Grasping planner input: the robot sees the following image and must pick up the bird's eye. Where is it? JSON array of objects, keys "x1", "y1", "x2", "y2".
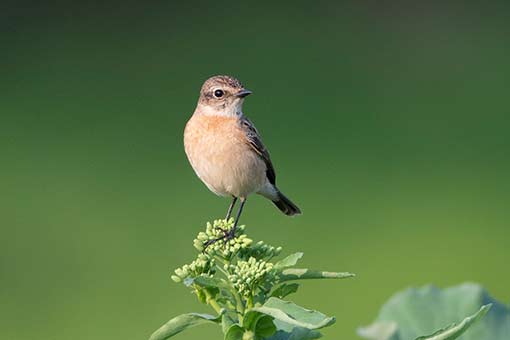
[{"x1": 214, "y1": 89, "x2": 224, "y2": 98}]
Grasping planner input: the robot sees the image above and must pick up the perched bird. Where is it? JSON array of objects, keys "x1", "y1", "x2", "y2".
[{"x1": 184, "y1": 75, "x2": 300, "y2": 239}]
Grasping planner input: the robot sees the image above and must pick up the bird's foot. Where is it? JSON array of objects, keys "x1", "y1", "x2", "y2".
[
  {"x1": 203, "y1": 225, "x2": 237, "y2": 250},
  {"x1": 203, "y1": 237, "x2": 221, "y2": 249},
  {"x1": 225, "y1": 226, "x2": 237, "y2": 241},
  {"x1": 213, "y1": 226, "x2": 228, "y2": 234}
]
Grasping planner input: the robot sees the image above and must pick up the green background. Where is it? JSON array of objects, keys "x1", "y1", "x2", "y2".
[{"x1": 2, "y1": 1, "x2": 509, "y2": 339}]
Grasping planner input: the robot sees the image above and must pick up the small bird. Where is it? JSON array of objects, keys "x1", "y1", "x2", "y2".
[{"x1": 184, "y1": 75, "x2": 300, "y2": 239}]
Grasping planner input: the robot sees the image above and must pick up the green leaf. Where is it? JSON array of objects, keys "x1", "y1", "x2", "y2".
[
  {"x1": 224, "y1": 324, "x2": 244, "y2": 340},
  {"x1": 255, "y1": 315, "x2": 278, "y2": 338},
  {"x1": 193, "y1": 275, "x2": 230, "y2": 289},
  {"x1": 149, "y1": 313, "x2": 221, "y2": 340},
  {"x1": 271, "y1": 283, "x2": 300, "y2": 299},
  {"x1": 279, "y1": 268, "x2": 355, "y2": 282},
  {"x1": 415, "y1": 304, "x2": 491, "y2": 340},
  {"x1": 358, "y1": 283, "x2": 510, "y2": 340},
  {"x1": 189, "y1": 276, "x2": 225, "y2": 304},
  {"x1": 242, "y1": 311, "x2": 262, "y2": 330},
  {"x1": 357, "y1": 322, "x2": 400, "y2": 340},
  {"x1": 194, "y1": 286, "x2": 220, "y2": 304},
  {"x1": 193, "y1": 276, "x2": 237, "y2": 307},
  {"x1": 274, "y1": 253, "x2": 304, "y2": 269},
  {"x1": 251, "y1": 297, "x2": 335, "y2": 330},
  {"x1": 357, "y1": 306, "x2": 491, "y2": 340},
  {"x1": 265, "y1": 326, "x2": 322, "y2": 340},
  {"x1": 243, "y1": 311, "x2": 277, "y2": 338},
  {"x1": 222, "y1": 312, "x2": 239, "y2": 334}
]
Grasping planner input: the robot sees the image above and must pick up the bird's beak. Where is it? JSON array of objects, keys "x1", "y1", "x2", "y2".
[{"x1": 236, "y1": 89, "x2": 252, "y2": 98}]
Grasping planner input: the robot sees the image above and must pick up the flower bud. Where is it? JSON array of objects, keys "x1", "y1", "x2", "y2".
[{"x1": 197, "y1": 232, "x2": 208, "y2": 241}]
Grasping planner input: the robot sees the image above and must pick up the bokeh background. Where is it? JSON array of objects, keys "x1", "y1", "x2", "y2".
[{"x1": 2, "y1": 1, "x2": 509, "y2": 339}]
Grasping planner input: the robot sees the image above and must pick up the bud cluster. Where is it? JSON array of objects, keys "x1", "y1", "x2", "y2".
[
  {"x1": 227, "y1": 257, "x2": 275, "y2": 297},
  {"x1": 171, "y1": 253, "x2": 215, "y2": 283},
  {"x1": 240, "y1": 240, "x2": 283, "y2": 261},
  {"x1": 193, "y1": 219, "x2": 253, "y2": 258},
  {"x1": 173, "y1": 219, "x2": 282, "y2": 299}
]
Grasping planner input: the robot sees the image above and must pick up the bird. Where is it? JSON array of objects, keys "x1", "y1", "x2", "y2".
[{"x1": 184, "y1": 75, "x2": 301, "y2": 240}]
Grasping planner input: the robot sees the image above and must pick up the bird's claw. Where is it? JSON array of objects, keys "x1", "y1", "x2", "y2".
[{"x1": 203, "y1": 227, "x2": 237, "y2": 250}]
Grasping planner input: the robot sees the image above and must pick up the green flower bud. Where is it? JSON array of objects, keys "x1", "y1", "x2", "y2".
[
  {"x1": 193, "y1": 240, "x2": 204, "y2": 251},
  {"x1": 197, "y1": 232, "x2": 208, "y2": 241}
]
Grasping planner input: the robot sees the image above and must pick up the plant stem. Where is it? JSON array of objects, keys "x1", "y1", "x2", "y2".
[
  {"x1": 204, "y1": 290, "x2": 223, "y2": 315},
  {"x1": 246, "y1": 294, "x2": 254, "y2": 310},
  {"x1": 235, "y1": 292, "x2": 245, "y2": 314}
]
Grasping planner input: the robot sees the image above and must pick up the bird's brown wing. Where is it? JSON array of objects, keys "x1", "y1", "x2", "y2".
[{"x1": 239, "y1": 117, "x2": 276, "y2": 185}]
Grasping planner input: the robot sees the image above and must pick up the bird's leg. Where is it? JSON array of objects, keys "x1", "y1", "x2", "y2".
[
  {"x1": 219, "y1": 196, "x2": 238, "y2": 238},
  {"x1": 225, "y1": 197, "x2": 238, "y2": 221},
  {"x1": 226, "y1": 197, "x2": 246, "y2": 240},
  {"x1": 204, "y1": 197, "x2": 240, "y2": 248},
  {"x1": 214, "y1": 197, "x2": 237, "y2": 234}
]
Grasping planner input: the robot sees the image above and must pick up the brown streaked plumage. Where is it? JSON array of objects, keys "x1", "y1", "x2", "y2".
[{"x1": 184, "y1": 75, "x2": 300, "y2": 238}]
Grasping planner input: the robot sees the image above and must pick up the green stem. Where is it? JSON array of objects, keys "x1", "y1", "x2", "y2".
[
  {"x1": 204, "y1": 290, "x2": 223, "y2": 315},
  {"x1": 246, "y1": 294, "x2": 254, "y2": 310},
  {"x1": 235, "y1": 291, "x2": 245, "y2": 314}
]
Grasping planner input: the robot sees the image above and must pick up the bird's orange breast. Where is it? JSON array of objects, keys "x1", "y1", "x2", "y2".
[{"x1": 184, "y1": 114, "x2": 267, "y2": 198}]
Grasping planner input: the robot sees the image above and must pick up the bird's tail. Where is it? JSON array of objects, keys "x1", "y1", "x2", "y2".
[{"x1": 272, "y1": 190, "x2": 301, "y2": 216}]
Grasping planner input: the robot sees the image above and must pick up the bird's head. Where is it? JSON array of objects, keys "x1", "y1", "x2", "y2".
[{"x1": 196, "y1": 75, "x2": 252, "y2": 117}]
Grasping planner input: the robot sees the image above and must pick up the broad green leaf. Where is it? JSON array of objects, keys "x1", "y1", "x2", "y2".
[
  {"x1": 269, "y1": 319, "x2": 323, "y2": 339},
  {"x1": 415, "y1": 304, "x2": 490, "y2": 340},
  {"x1": 274, "y1": 253, "x2": 304, "y2": 269},
  {"x1": 224, "y1": 324, "x2": 244, "y2": 340},
  {"x1": 279, "y1": 268, "x2": 355, "y2": 282},
  {"x1": 222, "y1": 312, "x2": 239, "y2": 334},
  {"x1": 358, "y1": 283, "x2": 510, "y2": 340},
  {"x1": 242, "y1": 311, "x2": 262, "y2": 330},
  {"x1": 265, "y1": 329, "x2": 322, "y2": 340},
  {"x1": 255, "y1": 315, "x2": 278, "y2": 338},
  {"x1": 251, "y1": 297, "x2": 335, "y2": 330},
  {"x1": 243, "y1": 311, "x2": 277, "y2": 338},
  {"x1": 271, "y1": 283, "x2": 300, "y2": 299},
  {"x1": 149, "y1": 312, "x2": 221, "y2": 340}
]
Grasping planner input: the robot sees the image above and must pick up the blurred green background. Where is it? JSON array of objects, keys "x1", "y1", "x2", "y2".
[{"x1": 2, "y1": 1, "x2": 509, "y2": 339}]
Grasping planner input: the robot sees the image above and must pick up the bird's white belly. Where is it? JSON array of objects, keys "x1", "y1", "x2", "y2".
[
  {"x1": 193, "y1": 150, "x2": 266, "y2": 197},
  {"x1": 184, "y1": 115, "x2": 267, "y2": 198}
]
